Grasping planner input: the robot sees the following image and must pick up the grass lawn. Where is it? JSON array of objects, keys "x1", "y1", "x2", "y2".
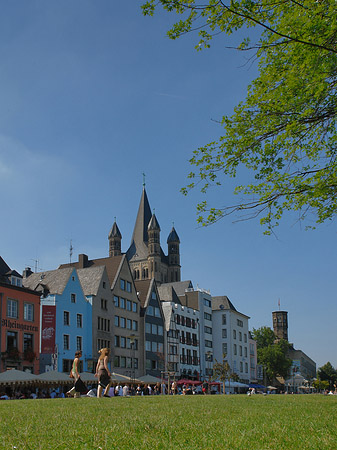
[{"x1": 0, "y1": 394, "x2": 336, "y2": 450}]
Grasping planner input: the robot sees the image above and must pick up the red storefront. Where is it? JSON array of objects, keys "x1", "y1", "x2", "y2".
[{"x1": 0, "y1": 282, "x2": 40, "y2": 374}]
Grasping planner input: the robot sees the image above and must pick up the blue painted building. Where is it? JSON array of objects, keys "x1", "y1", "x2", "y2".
[{"x1": 23, "y1": 267, "x2": 92, "y2": 373}]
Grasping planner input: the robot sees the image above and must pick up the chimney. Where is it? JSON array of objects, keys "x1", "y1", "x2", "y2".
[
  {"x1": 23, "y1": 267, "x2": 33, "y2": 278},
  {"x1": 78, "y1": 254, "x2": 88, "y2": 268}
]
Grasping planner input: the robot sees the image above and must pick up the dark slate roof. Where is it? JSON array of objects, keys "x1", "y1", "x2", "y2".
[
  {"x1": 157, "y1": 284, "x2": 181, "y2": 305},
  {"x1": 6, "y1": 270, "x2": 22, "y2": 278},
  {"x1": 148, "y1": 213, "x2": 160, "y2": 231},
  {"x1": 59, "y1": 254, "x2": 124, "y2": 288},
  {"x1": 212, "y1": 296, "x2": 237, "y2": 311},
  {"x1": 161, "y1": 280, "x2": 193, "y2": 297},
  {"x1": 134, "y1": 279, "x2": 153, "y2": 308},
  {"x1": 0, "y1": 256, "x2": 11, "y2": 276},
  {"x1": 108, "y1": 221, "x2": 122, "y2": 239},
  {"x1": 167, "y1": 227, "x2": 180, "y2": 243},
  {"x1": 77, "y1": 265, "x2": 106, "y2": 296},
  {"x1": 23, "y1": 268, "x2": 74, "y2": 295}
]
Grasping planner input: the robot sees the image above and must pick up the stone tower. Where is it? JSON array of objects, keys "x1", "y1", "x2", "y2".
[
  {"x1": 272, "y1": 310, "x2": 288, "y2": 341},
  {"x1": 147, "y1": 213, "x2": 161, "y2": 282},
  {"x1": 167, "y1": 226, "x2": 181, "y2": 282},
  {"x1": 108, "y1": 221, "x2": 122, "y2": 257}
]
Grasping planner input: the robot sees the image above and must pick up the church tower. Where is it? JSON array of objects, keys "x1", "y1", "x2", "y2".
[
  {"x1": 272, "y1": 310, "x2": 288, "y2": 341},
  {"x1": 108, "y1": 221, "x2": 122, "y2": 257},
  {"x1": 147, "y1": 213, "x2": 161, "y2": 282},
  {"x1": 167, "y1": 226, "x2": 181, "y2": 282}
]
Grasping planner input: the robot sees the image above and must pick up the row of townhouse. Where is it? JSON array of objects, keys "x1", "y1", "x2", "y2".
[{"x1": 0, "y1": 187, "x2": 257, "y2": 381}]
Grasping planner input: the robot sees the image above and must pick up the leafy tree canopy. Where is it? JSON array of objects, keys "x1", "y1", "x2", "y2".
[
  {"x1": 252, "y1": 326, "x2": 292, "y2": 383},
  {"x1": 317, "y1": 361, "x2": 337, "y2": 388},
  {"x1": 142, "y1": 1, "x2": 337, "y2": 233}
]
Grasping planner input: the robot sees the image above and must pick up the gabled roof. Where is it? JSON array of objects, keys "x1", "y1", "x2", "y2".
[
  {"x1": 157, "y1": 284, "x2": 181, "y2": 305},
  {"x1": 77, "y1": 265, "x2": 106, "y2": 296},
  {"x1": 212, "y1": 296, "x2": 237, "y2": 312},
  {"x1": 161, "y1": 280, "x2": 193, "y2": 297},
  {"x1": 134, "y1": 279, "x2": 152, "y2": 308},
  {"x1": 148, "y1": 213, "x2": 160, "y2": 231},
  {"x1": 59, "y1": 254, "x2": 124, "y2": 288},
  {"x1": 0, "y1": 256, "x2": 11, "y2": 276},
  {"x1": 23, "y1": 268, "x2": 74, "y2": 295}
]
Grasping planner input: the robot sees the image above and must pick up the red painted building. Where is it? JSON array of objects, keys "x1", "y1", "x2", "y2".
[{"x1": 0, "y1": 263, "x2": 41, "y2": 374}]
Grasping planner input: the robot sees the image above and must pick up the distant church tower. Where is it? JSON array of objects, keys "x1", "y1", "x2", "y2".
[
  {"x1": 147, "y1": 213, "x2": 161, "y2": 281},
  {"x1": 272, "y1": 310, "x2": 288, "y2": 341},
  {"x1": 167, "y1": 226, "x2": 181, "y2": 282},
  {"x1": 108, "y1": 221, "x2": 122, "y2": 257}
]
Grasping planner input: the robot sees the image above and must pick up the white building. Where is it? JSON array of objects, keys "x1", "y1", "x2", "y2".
[{"x1": 212, "y1": 296, "x2": 250, "y2": 383}]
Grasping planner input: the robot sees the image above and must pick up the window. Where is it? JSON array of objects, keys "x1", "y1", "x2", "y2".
[
  {"x1": 158, "y1": 342, "x2": 164, "y2": 353},
  {"x1": 76, "y1": 336, "x2": 82, "y2": 351},
  {"x1": 120, "y1": 357, "x2": 126, "y2": 368},
  {"x1": 71, "y1": 293, "x2": 76, "y2": 303},
  {"x1": 151, "y1": 324, "x2": 157, "y2": 335},
  {"x1": 244, "y1": 347, "x2": 248, "y2": 357},
  {"x1": 233, "y1": 330, "x2": 236, "y2": 339},
  {"x1": 77, "y1": 314, "x2": 83, "y2": 328},
  {"x1": 147, "y1": 306, "x2": 154, "y2": 316},
  {"x1": 157, "y1": 325, "x2": 163, "y2": 336},
  {"x1": 63, "y1": 334, "x2": 70, "y2": 350},
  {"x1": 134, "y1": 358, "x2": 138, "y2": 369},
  {"x1": 240, "y1": 361, "x2": 243, "y2": 372},
  {"x1": 120, "y1": 317, "x2": 126, "y2": 328},
  {"x1": 237, "y1": 319, "x2": 243, "y2": 327},
  {"x1": 204, "y1": 312, "x2": 212, "y2": 321},
  {"x1": 64, "y1": 311, "x2": 70, "y2": 326},
  {"x1": 222, "y1": 329, "x2": 227, "y2": 338},
  {"x1": 120, "y1": 298, "x2": 125, "y2": 309},
  {"x1": 234, "y1": 344, "x2": 237, "y2": 355},
  {"x1": 7, "y1": 299, "x2": 18, "y2": 319},
  {"x1": 127, "y1": 300, "x2": 132, "y2": 311},
  {"x1": 151, "y1": 342, "x2": 157, "y2": 352},
  {"x1": 120, "y1": 279, "x2": 126, "y2": 290},
  {"x1": 145, "y1": 341, "x2": 151, "y2": 351},
  {"x1": 244, "y1": 333, "x2": 247, "y2": 343},
  {"x1": 239, "y1": 332, "x2": 242, "y2": 341},
  {"x1": 114, "y1": 336, "x2": 120, "y2": 347},
  {"x1": 205, "y1": 340, "x2": 212, "y2": 348},
  {"x1": 114, "y1": 316, "x2": 119, "y2": 327},
  {"x1": 204, "y1": 326, "x2": 212, "y2": 334},
  {"x1": 23, "y1": 333, "x2": 33, "y2": 351},
  {"x1": 7, "y1": 331, "x2": 18, "y2": 349},
  {"x1": 145, "y1": 322, "x2": 151, "y2": 334},
  {"x1": 126, "y1": 281, "x2": 132, "y2": 293},
  {"x1": 222, "y1": 343, "x2": 228, "y2": 354},
  {"x1": 132, "y1": 320, "x2": 138, "y2": 331},
  {"x1": 127, "y1": 319, "x2": 132, "y2": 330},
  {"x1": 154, "y1": 307, "x2": 161, "y2": 318},
  {"x1": 24, "y1": 303, "x2": 34, "y2": 321},
  {"x1": 120, "y1": 337, "x2": 126, "y2": 348},
  {"x1": 101, "y1": 298, "x2": 107, "y2": 310},
  {"x1": 245, "y1": 362, "x2": 248, "y2": 373},
  {"x1": 222, "y1": 314, "x2": 227, "y2": 325},
  {"x1": 240, "y1": 346, "x2": 242, "y2": 356},
  {"x1": 132, "y1": 302, "x2": 138, "y2": 313},
  {"x1": 114, "y1": 296, "x2": 119, "y2": 307},
  {"x1": 114, "y1": 356, "x2": 120, "y2": 367},
  {"x1": 203, "y1": 298, "x2": 211, "y2": 308}
]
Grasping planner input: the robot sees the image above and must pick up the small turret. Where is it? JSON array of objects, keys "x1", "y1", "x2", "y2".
[
  {"x1": 108, "y1": 221, "x2": 122, "y2": 257},
  {"x1": 147, "y1": 213, "x2": 161, "y2": 280},
  {"x1": 167, "y1": 226, "x2": 181, "y2": 282}
]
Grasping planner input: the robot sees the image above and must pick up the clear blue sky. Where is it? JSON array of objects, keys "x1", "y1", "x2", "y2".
[{"x1": 1, "y1": 1, "x2": 336, "y2": 370}]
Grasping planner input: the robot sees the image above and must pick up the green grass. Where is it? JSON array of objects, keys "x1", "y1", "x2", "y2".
[{"x1": 0, "y1": 395, "x2": 337, "y2": 450}]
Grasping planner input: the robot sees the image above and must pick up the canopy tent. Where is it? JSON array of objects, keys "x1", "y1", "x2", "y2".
[
  {"x1": 37, "y1": 370, "x2": 72, "y2": 384},
  {"x1": 249, "y1": 383, "x2": 266, "y2": 389},
  {"x1": 138, "y1": 375, "x2": 164, "y2": 384},
  {"x1": 79, "y1": 372, "x2": 97, "y2": 383},
  {"x1": 0, "y1": 369, "x2": 40, "y2": 386}
]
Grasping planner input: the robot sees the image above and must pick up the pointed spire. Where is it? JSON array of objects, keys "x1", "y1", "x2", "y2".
[
  {"x1": 130, "y1": 186, "x2": 152, "y2": 245},
  {"x1": 148, "y1": 213, "x2": 160, "y2": 231},
  {"x1": 167, "y1": 226, "x2": 180, "y2": 243},
  {"x1": 108, "y1": 221, "x2": 122, "y2": 239}
]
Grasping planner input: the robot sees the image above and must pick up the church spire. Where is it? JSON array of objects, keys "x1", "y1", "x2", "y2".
[{"x1": 108, "y1": 220, "x2": 122, "y2": 256}]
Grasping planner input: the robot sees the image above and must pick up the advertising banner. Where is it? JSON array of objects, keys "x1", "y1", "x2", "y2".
[{"x1": 41, "y1": 305, "x2": 56, "y2": 354}]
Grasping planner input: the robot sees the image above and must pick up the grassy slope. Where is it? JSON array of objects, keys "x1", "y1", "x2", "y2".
[{"x1": 0, "y1": 395, "x2": 336, "y2": 450}]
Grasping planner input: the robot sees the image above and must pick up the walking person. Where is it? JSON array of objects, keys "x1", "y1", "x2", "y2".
[
  {"x1": 66, "y1": 351, "x2": 82, "y2": 398},
  {"x1": 95, "y1": 348, "x2": 112, "y2": 398}
]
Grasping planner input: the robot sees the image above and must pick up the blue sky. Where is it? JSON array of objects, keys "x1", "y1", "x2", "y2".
[{"x1": 1, "y1": 1, "x2": 336, "y2": 370}]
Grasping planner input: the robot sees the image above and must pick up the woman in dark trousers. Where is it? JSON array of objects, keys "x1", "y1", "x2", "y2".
[
  {"x1": 66, "y1": 351, "x2": 82, "y2": 398},
  {"x1": 95, "y1": 348, "x2": 112, "y2": 398}
]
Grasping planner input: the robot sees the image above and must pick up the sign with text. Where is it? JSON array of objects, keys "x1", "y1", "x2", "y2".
[{"x1": 41, "y1": 305, "x2": 56, "y2": 354}]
